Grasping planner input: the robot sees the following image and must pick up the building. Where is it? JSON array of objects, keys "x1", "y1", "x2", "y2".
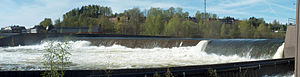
[
  {"x1": 186, "y1": 17, "x2": 199, "y2": 23},
  {"x1": 218, "y1": 17, "x2": 237, "y2": 24},
  {"x1": 28, "y1": 25, "x2": 46, "y2": 33},
  {"x1": 0, "y1": 25, "x2": 26, "y2": 33}
]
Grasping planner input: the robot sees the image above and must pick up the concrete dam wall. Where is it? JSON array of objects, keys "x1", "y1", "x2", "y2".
[
  {"x1": 0, "y1": 33, "x2": 201, "y2": 48},
  {"x1": 0, "y1": 33, "x2": 66, "y2": 46},
  {"x1": 284, "y1": 26, "x2": 296, "y2": 58}
]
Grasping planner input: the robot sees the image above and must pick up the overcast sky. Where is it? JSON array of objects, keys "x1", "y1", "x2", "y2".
[{"x1": 0, "y1": 0, "x2": 296, "y2": 28}]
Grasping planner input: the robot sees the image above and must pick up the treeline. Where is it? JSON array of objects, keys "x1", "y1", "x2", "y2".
[{"x1": 40, "y1": 5, "x2": 286, "y2": 39}]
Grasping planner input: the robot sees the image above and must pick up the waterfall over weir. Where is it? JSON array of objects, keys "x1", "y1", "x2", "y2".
[
  {"x1": 205, "y1": 39, "x2": 284, "y2": 59},
  {"x1": 0, "y1": 39, "x2": 284, "y2": 71}
]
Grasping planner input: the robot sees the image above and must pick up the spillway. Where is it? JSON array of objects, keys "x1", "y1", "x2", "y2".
[
  {"x1": 205, "y1": 39, "x2": 284, "y2": 59},
  {"x1": 0, "y1": 39, "x2": 285, "y2": 71}
]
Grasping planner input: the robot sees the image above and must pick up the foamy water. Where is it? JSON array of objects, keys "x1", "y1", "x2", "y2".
[
  {"x1": 0, "y1": 40, "x2": 283, "y2": 70},
  {"x1": 273, "y1": 43, "x2": 285, "y2": 59}
]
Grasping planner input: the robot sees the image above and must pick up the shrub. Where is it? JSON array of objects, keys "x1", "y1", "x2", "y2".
[{"x1": 42, "y1": 41, "x2": 71, "y2": 77}]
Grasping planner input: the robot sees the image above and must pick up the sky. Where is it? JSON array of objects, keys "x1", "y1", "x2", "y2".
[{"x1": 0, "y1": 0, "x2": 297, "y2": 28}]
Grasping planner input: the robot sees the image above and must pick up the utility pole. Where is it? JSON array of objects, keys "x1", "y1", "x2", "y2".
[{"x1": 296, "y1": 0, "x2": 300, "y2": 77}]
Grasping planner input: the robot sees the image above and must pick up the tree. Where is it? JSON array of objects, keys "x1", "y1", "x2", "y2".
[
  {"x1": 40, "y1": 18, "x2": 53, "y2": 28},
  {"x1": 254, "y1": 23, "x2": 267, "y2": 38},
  {"x1": 220, "y1": 24, "x2": 228, "y2": 38},
  {"x1": 54, "y1": 19, "x2": 61, "y2": 27},
  {"x1": 124, "y1": 8, "x2": 145, "y2": 34},
  {"x1": 163, "y1": 7, "x2": 176, "y2": 23},
  {"x1": 249, "y1": 17, "x2": 264, "y2": 27},
  {"x1": 143, "y1": 8, "x2": 164, "y2": 35},
  {"x1": 239, "y1": 20, "x2": 253, "y2": 38},
  {"x1": 59, "y1": 5, "x2": 113, "y2": 28},
  {"x1": 164, "y1": 7, "x2": 190, "y2": 36},
  {"x1": 182, "y1": 20, "x2": 197, "y2": 37},
  {"x1": 88, "y1": 25, "x2": 93, "y2": 34},
  {"x1": 206, "y1": 21, "x2": 222, "y2": 38},
  {"x1": 197, "y1": 18, "x2": 205, "y2": 36},
  {"x1": 212, "y1": 14, "x2": 217, "y2": 20},
  {"x1": 229, "y1": 23, "x2": 240, "y2": 38},
  {"x1": 272, "y1": 20, "x2": 280, "y2": 31},
  {"x1": 195, "y1": 11, "x2": 202, "y2": 23},
  {"x1": 115, "y1": 22, "x2": 122, "y2": 34},
  {"x1": 98, "y1": 15, "x2": 114, "y2": 33},
  {"x1": 164, "y1": 15, "x2": 182, "y2": 36}
]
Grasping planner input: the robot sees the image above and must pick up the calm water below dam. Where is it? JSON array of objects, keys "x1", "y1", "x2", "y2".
[{"x1": 0, "y1": 39, "x2": 284, "y2": 71}]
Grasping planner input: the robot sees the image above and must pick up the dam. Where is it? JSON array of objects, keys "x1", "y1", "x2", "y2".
[
  {"x1": 0, "y1": 33, "x2": 294, "y2": 77},
  {"x1": 0, "y1": 39, "x2": 285, "y2": 70}
]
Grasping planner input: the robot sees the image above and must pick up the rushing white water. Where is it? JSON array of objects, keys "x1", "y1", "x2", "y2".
[
  {"x1": 179, "y1": 41, "x2": 183, "y2": 47},
  {"x1": 0, "y1": 40, "x2": 282, "y2": 70},
  {"x1": 273, "y1": 43, "x2": 285, "y2": 59},
  {"x1": 194, "y1": 40, "x2": 209, "y2": 51}
]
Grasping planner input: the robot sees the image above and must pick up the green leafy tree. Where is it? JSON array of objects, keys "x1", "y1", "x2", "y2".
[
  {"x1": 99, "y1": 15, "x2": 115, "y2": 33},
  {"x1": 239, "y1": 20, "x2": 253, "y2": 38},
  {"x1": 182, "y1": 20, "x2": 197, "y2": 37},
  {"x1": 163, "y1": 7, "x2": 175, "y2": 22},
  {"x1": 205, "y1": 21, "x2": 222, "y2": 38},
  {"x1": 42, "y1": 41, "x2": 71, "y2": 77},
  {"x1": 40, "y1": 18, "x2": 53, "y2": 28},
  {"x1": 212, "y1": 14, "x2": 217, "y2": 20},
  {"x1": 115, "y1": 22, "x2": 123, "y2": 34},
  {"x1": 197, "y1": 19, "x2": 205, "y2": 36},
  {"x1": 272, "y1": 20, "x2": 281, "y2": 31},
  {"x1": 229, "y1": 23, "x2": 240, "y2": 38},
  {"x1": 164, "y1": 15, "x2": 182, "y2": 36},
  {"x1": 124, "y1": 8, "x2": 145, "y2": 34},
  {"x1": 254, "y1": 23, "x2": 267, "y2": 38},
  {"x1": 59, "y1": 5, "x2": 112, "y2": 28},
  {"x1": 220, "y1": 24, "x2": 228, "y2": 38},
  {"x1": 88, "y1": 25, "x2": 93, "y2": 34},
  {"x1": 195, "y1": 11, "x2": 202, "y2": 21},
  {"x1": 54, "y1": 19, "x2": 63, "y2": 33},
  {"x1": 195, "y1": 11, "x2": 203, "y2": 30},
  {"x1": 249, "y1": 17, "x2": 264, "y2": 27},
  {"x1": 54, "y1": 19, "x2": 61, "y2": 27},
  {"x1": 164, "y1": 8, "x2": 190, "y2": 36},
  {"x1": 143, "y1": 8, "x2": 164, "y2": 35},
  {"x1": 266, "y1": 24, "x2": 273, "y2": 38}
]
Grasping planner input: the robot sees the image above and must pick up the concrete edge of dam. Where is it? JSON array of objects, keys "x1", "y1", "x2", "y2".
[
  {"x1": 0, "y1": 33, "x2": 283, "y2": 48},
  {"x1": 0, "y1": 33, "x2": 205, "y2": 48}
]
